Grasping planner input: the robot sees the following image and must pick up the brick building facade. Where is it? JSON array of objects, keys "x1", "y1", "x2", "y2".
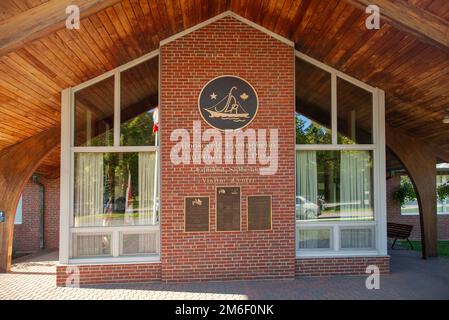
[{"x1": 53, "y1": 14, "x2": 390, "y2": 285}]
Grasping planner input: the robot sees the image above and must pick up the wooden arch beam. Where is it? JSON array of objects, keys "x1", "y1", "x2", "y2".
[
  {"x1": 0, "y1": 126, "x2": 60, "y2": 272},
  {"x1": 386, "y1": 124, "x2": 438, "y2": 258},
  {"x1": 0, "y1": 0, "x2": 122, "y2": 57},
  {"x1": 345, "y1": 0, "x2": 449, "y2": 51}
]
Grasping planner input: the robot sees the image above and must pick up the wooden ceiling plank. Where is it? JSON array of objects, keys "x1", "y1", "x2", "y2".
[
  {"x1": 147, "y1": 0, "x2": 165, "y2": 39},
  {"x1": 0, "y1": 54, "x2": 65, "y2": 101},
  {"x1": 0, "y1": 106, "x2": 54, "y2": 133},
  {"x1": 300, "y1": 0, "x2": 341, "y2": 58},
  {"x1": 0, "y1": 100, "x2": 58, "y2": 130},
  {"x1": 77, "y1": 17, "x2": 117, "y2": 71},
  {"x1": 113, "y1": 2, "x2": 144, "y2": 57},
  {"x1": 97, "y1": 8, "x2": 133, "y2": 64},
  {"x1": 171, "y1": 0, "x2": 184, "y2": 31},
  {"x1": 0, "y1": 0, "x2": 122, "y2": 57},
  {"x1": 40, "y1": 33, "x2": 91, "y2": 82},
  {"x1": 137, "y1": 0, "x2": 159, "y2": 47},
  {"x1": 268, "y1": 0, "x2": 287, "y2": 33},
  {"x1": 26, "y1": 40, "x2": 83, "y2": 87},
  {"x1": 0, "y1": 60, "x2": 61, "y2": 112},
  {"x1": 321, "y1": 7, "x2": 364, "y2": 66},
  {"x1": 89, "y1": 13, "x2": 129, "y2": 66},
  {"x1": 7, "y1": 50, "x2": 65, "y2": 95},
  {"x1": 125, "y1": 0, "x2": 152, "y2": 52},
  {"x1": 105, "y1": 5, "x2": 139, "y2": 59},
  {"x1": 0, "y1": 73, "x2": 59, "y2": 116}
]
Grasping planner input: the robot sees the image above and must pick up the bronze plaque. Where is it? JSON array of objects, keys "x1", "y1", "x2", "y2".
[
  {"x1": 248, "y1": 196, "x2": 272, "y2": 231},
  {"x1": 185, "y1": 197, "x2": 209, "y2": 232},
  {"x1": 216, "y1": 187, "x2": 241, "y2": 231},
  {"x1": 198, "y1": 76, "x2": 258, "y2": 130}
]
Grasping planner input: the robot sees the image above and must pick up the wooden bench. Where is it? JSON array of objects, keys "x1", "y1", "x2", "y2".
[{"x1": 387, "y1": 222, "x2": 414, "y2": 249}]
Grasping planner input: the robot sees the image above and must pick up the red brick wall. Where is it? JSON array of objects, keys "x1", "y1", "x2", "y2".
[
  {"x1": 13, "y1": 181, "x2": 41, "y2": 252},
  {"x1": 160, "y1": 17, "x2": 296, "y2": 282},
  {"x1": 296, "y1": 257, "x2": 390, "y2": 277},
  {"x1": 56, "y1": 263, "x2": 161, "y2": 286},
  {"x1": 387, "y1": 174, "x2": 449, "y2": 240},
  {"x1": 13, "y1": 177, "x2": 60, "y2": 253},
  {"x1": 43, "y1": 177, "x2": 60, "y2": 249}
]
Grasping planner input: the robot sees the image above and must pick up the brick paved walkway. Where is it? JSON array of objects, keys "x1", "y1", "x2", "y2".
[{"x1": 0, "y1": 249, "x2": 448, "y2": 299}]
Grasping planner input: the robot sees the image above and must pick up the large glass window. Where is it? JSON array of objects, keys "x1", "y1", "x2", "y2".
[
  {"x1": 337, "y1": 78, "x2": 373, "y2": 144},
  {"x1": 70, "y1": 54, "x2": 159, "y2": 261},
  {"x1": 295, "y1": 58, "x2": 332, "y2": 144},
  {"x1": 120, "y1": 57, "x2": 158, "y2": 146},
  {"x1": 295, "y1": 55, "x2": 379, "y2": 255},
  {"x1": 296, "y1": 150, "x2": 373, "y2": 222},
  {"x1": 73, "y1": 152, "x2": 158, "y2": 228},
  {"x1": 74, "y1": 76, "x2": 114, "y2": 147}
]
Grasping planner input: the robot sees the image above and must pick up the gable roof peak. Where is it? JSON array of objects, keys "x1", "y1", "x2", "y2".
[{"x1": 160, "y1": 10, "x2": 294, "y2": 48}]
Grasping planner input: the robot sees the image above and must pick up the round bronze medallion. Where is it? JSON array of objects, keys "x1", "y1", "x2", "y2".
[{"x1": 198, "y1": 76, "x2": 258, "y2": 130}]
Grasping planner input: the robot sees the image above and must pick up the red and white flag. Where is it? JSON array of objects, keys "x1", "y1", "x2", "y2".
[
  {"x1": 152, "y1": 107, "x2": 159, "y2": 134},
  {"x1": 125, "y1": 170, "x2": 133, "y2": 210}
]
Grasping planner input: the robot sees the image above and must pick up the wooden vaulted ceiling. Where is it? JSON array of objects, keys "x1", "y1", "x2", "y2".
[{"x1": 0, "y1": 0, "x2": 448, "y2": 177}]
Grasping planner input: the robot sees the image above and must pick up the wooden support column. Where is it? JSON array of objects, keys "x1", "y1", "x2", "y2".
[
  {"x1": 386, "y1": 125, "x2": 438, "y2": 258},
  {"x1": 0, "y1": 127, "x2": 60, "y2": 272}
]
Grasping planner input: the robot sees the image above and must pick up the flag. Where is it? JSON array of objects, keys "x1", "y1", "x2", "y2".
[
  {"x1": 125, "y1": 170, "x2": 133, "y2": 209},
  {"x1": 125, "y1": 168, "x2": 134, "y2": 224},
  {"x1": 152, "y1": 107, "x2": 159, "y2": 134}
]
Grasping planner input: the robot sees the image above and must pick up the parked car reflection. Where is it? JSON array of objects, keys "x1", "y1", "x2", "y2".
[{"x1": 296, "y1": 196, "x2": 320, "y2": 220}]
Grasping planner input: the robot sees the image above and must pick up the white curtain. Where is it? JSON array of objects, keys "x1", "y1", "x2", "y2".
[
  {"x1": 137, "y1": 152, "x2": 157, "y2": 254},
  {"x1": 340, "y1": 150, "x2": 372, "y2": 221},
  {"x1": 74, "y1": 234, "x2": 110, "y2": 257},
  {"x1": 74, "y1": 153, "x2": 104, "y2": 227},
  {"x1": 340, "y1": 228, "x2": 373, "y2": 249},
  {"x1": 138, "y1": 152, "x2": 156, "y2": 225},
  {"x1": 299, "y1": 229, "x2": 330, "y2": 249},
  {"x1": 296, "y1": 151, "x2": 318, "y2": 205},
  {"x1": 121, "y1": 232, "x2": 158, "y2": 255},
  {"x1": 73, "y1": 153, "x2": 107, "y2": 258}
]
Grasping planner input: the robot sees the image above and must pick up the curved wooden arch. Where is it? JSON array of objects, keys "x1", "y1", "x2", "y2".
[
  {"x1": 386, "y1": 125, "x2": 438, "y2": 258},
  {"x1": 0, "y1": 126, "x2": 60, "y2": 272}
]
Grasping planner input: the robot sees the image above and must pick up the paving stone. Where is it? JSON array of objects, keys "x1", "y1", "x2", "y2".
[{"x1": 1, "y1": 249, "x2": 449, "y2": 299}]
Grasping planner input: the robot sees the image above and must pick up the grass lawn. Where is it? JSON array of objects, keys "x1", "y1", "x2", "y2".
[{"x1": 398, "y1": 240, "x2": 449, "y2": 258}]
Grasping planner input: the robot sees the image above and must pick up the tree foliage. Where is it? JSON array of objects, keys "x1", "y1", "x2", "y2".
[{"x1": 393, "y1": 176, "x2": 416, "y2": 207}]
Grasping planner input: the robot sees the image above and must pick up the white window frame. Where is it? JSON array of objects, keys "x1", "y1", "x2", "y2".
[
  {"x1": 60, "y1": 49, "x2": 161, "y2": 265},
  {"x1": 295, "y1": 51, "x2": 387, "y2": 258}
]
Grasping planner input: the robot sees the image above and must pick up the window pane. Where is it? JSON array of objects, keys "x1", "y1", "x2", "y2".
[
  {"x1": 120, "y1": 57, "x2": 159, "y2": 146},
  {"x1": 74, "y1": 76, "x2": 114, "y2": 146},
  {"x1": 296, "y1": 150, "x2": 374, "y2": 221},
  {"x1": 121, "y1": 232, "x2": 158, "y2": 255},
  {"x1": 337, "y1": 78, "x2": 373, "y2": 144},
  {"x1": 72, "y1": 234, "x2": 111, "y2": 258},
  {"x1": 73, "y1": 152, "x2": 158, "y2": 227},
  {"x1": 299, "y1": 229, "x2": 331, "y2": 249},
  {"x1": 437, "y1": 175, "x2": 449, "y2": 214},
  {"x1": 340, "y1": 228, "x2": 374, "y2": 249},
  {"x1": 295, "y1": 58, "x2": 332, "y2": 144},
  {"x1": 14, "y1": 195, "x2": 23, "y2": 225}
]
